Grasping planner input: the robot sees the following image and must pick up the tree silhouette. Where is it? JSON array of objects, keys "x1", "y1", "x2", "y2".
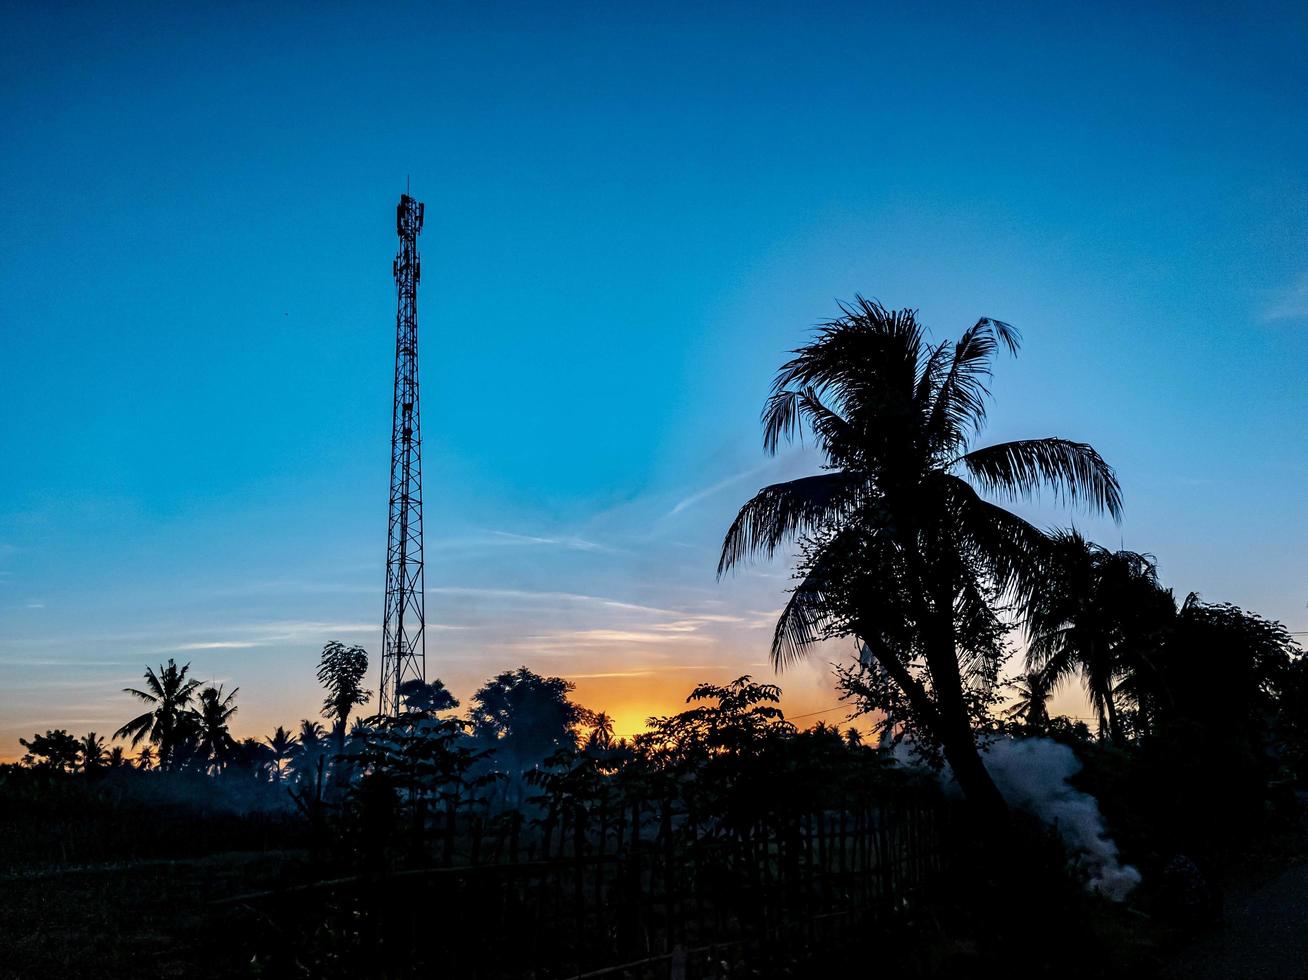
[
  {"x1": 195, "y1": 685, "x2": 240, "y2": 772},
  {"x1": 1129, "y1": 594, "x2": 1298, "y2": 734},
  {"x1": 584, "y1": 711, "x2": 616, "y2": 753},
  {"x1": 469, "y1": 667, "x2": 590, "y2": 803},
  {"x1": 264, "y1": 725, "x2": 297, "y2": 783},
  {"x1": 398, "y1": 677, "x2": 459, "y2": 714},
  {"x1": 227, "y1": 736, "x2": 274, "y2": 779},
  {"x1": 719, "y1": 300, "x2": 1121, "y2": 810},
  {"x1": 1021, "y1": 531, "x2": 1168, "y2": 743},
  {"x1": 19, "y1": 729, "x2": 81, "y2": 772},
  {"x1": 113, "y1": 659, "x2": 202, "y2": 769},
  {"x1": 318, "y1": 641, "x2": 371, "y2": 757},
  {"x1": 642, "y1": 676, "x2": 796, "y2": 762},
  {"x1": 78, "y1": 732, "x2": 107, "y2": 771},
  {"x1": 1005, "y1": 671, "x2": 1053, "y2": 731},
  {"x1": 291, "y1": 719, "x2": 329, "y2": 787}
]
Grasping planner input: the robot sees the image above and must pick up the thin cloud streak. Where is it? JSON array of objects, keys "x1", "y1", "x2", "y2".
[
  {"x1": 669, "y1": 462, "x2": 774, "y2": 516},
  {"x1": 174, "y1": 641, "x2": 262, "y2": 650},
  {"x1": 429, "y1": 586, "x2": 688, "y2": 619},
  {"x1": 489, "y1": 530, "x2": 617, "y2": 553}
]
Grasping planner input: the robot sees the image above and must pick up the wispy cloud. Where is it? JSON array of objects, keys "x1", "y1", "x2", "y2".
[
  {"x1": 742, "y1": 608, "x2": 783, "y2": 629},
  {"x1": 144, "y1": 621, "x2": 379, "y2": 652},
  {"x1": 428, "y1": 586, "x2": 683, "y2": 618},
  {"x1": 551, "y1": 628, "x2": 713, "y2": 646},
  {"x1": 0, "y1": 658, "x2": 140, "y2": 668},
  {"x1": 1264, "y1": 274, "x2": 1308, "y2": 321},
  {"x1": 173, "y1": 641, "x2": 262, "y2": 650},
  {"x1": 669, "y1": 462, "x2": 773, "y2": 517},
  {"x1": 488, "y1": 530, "x2": 615, "y2": 553},
  {"x1": 429, "y1": 529, "x2": 621, "y2": 556}
]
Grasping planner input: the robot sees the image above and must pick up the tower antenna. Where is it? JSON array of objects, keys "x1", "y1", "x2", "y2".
[{"x1": 379, "y1": 192, "x2": 427, "y2": 715}]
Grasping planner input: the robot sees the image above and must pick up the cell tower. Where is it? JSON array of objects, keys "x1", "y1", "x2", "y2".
[{"x1": 379, "y1": 193, "x2": 426, "y2": 715}]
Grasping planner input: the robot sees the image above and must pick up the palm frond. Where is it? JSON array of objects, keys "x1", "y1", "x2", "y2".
[
  {"x1": 772, "y1": 551, "x2": 865, "y2": 669},
  {"x1": 941, "y1": 474, "x2": 1052, "y2": 600},
  {"x1": 761, "y1": 386, "x2": 857, "y2": 460},
  {"x1": 113, "y1": 711, "x2": 155, "y2": 746},
  {"x1": 770, "y1": 299, "x2": 924, "y2": 417},
  {"x1": 913, "y1": 339, "x2": 952, "y2": 412},
  {"x1": 771, "y1": 525, "x2": 908, "y2": 669},
  {"x1": 772, "y1": 577, "x2": 835, "y2": 670},
  {"x1": 924, "y1": 317, "x2": 1020, "y2": 453},
  {"x1": 959, "y1": 438, "x2": 1123, "y2": 519},
  {"x1": 718, "y1": 472, "x2": 867, "y2": 576}
]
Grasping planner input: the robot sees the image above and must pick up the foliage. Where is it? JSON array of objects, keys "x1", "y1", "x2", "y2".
[
  {"x1": 398, "y1": 677, "x2": 460, "y2": 714},
  {"x1": 1128, "y1": 595, "x2": 1299, "y2": 734},
  {"x1": 638, "y1": 675, "x2": 795, "y2": 761},
  {"x1": 1020, "y1": 531, "x2": 1171, "y2": 742},
  {"x1": 1005, "y1": 671, "x2": 1054, "y2": 730},
  {"x1": 264, "y1": 724, "x2": 296, "y2": 782},
  {"x1": 19, "y1": 729, "x2": 81, "y2": 772},
  {"x1": 467, "y1": 667, "x2": 593, "y2": 801},
  {"x1": 317, "y1": 641, "x2": 371, "y2": 742},
  {"x1": 78, "y1": 732, "x2": 107, "y2": 771},
  {"x1": 718, "y1": 300, "x2": 1120, "y2": 808},
  {"x1": 113, "y1": 659, "x2": 202, "y2": 769},
  {"x1": 195, "y1": 685, "x2": 240, "y2": 772}
]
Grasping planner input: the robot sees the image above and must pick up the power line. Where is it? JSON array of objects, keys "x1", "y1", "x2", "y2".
[{"x1": 788, "y1": 703, "x2": 850, "y2": 720}]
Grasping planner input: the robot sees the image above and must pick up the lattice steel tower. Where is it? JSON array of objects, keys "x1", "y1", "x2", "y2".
[{"x1": 379, "y1": 193, "x2": 426, "y2": 715}]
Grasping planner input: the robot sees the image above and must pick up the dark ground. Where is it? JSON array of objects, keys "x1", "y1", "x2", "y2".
[
  {"x1": 1165, "y1": 857, "x2": 1308, "y2": 979},
  {"x1": 4, "y1": 832, "x2": 1308, "y2": 979},
  {"x1": 0, "y1": 851, "x2": 303, "y2": 980}
]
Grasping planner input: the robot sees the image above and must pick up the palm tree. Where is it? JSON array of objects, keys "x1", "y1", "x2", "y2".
[
  {"x1": 107, "y1": 745, "x2": 128, "y2": 768},
  {"x1": 264, "y1": 725, "x2": 297, "y2": 783},
  {"x1": 136, "y1": 746, "x2": 155, "y2": 770},
  {"x1": 195, "y1": 685, "x2": 239, "y2": 771},
  {"x1": 79, "y1": 732, "x2": 107, "y2": 771},
  {"x1": 585, "y1": 711, "x2": 616, "y2": 752},
  {"x1": 1005, "y1": 671, "x2": 1053, "y2": 730},
  {"x1": 114, "y1": 659, "x2": 202, "y2": 769},
  {"x1": 291, "y1": 719, "x2": 328, "y2": 783},
  {"x1": 719, "y1": 301, "x2": 1121, "y2": 809},
  {"x1": 1022, "y1": 531, "x2": 1167, "y2": 743}
]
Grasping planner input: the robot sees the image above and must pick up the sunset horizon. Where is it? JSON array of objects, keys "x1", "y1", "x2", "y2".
[{"x1": 3, "y1": 3, "x2": 1305, "y2": 976}]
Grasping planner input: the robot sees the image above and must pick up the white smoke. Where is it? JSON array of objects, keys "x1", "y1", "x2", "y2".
[{"x1": 894, "y1": 736, "x2": 1141, "y2": 901}]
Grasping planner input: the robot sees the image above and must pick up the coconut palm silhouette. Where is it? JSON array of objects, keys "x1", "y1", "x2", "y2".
[
  {"x1": 719, "y1": 300, "x2": 1121, "y2": 809},
  {"x1": 114, "y1": 659, "x2": 202, "y2": 770}
]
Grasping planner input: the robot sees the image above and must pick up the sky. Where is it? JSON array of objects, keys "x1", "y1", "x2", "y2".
[{"x1": 1, "y1": 1, "x2": 1306, "y2": 757}]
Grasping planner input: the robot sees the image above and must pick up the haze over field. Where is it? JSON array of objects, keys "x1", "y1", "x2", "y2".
[{"x1": 1, "y1": 2, "x2": 1306, "y2": 754}]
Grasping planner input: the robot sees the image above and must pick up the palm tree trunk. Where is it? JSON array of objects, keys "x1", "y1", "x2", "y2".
[
  {"x1": 914, "y1": 573, "x2": 1009, "y2": 816},
  {"x1": 1104, "y1": 685, "x2": 1124, "y2": 745},
  {"x1": 864, "y1": 633, "x2": 1008, "y2": 816},
  {"x1": 928, "y1": 651, "x2": 1008, "y2": 815}
]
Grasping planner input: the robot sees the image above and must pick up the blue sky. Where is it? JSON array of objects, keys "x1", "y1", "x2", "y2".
[{"x1": 1, "y1": 1, "x2": 1305, "y2": 751}]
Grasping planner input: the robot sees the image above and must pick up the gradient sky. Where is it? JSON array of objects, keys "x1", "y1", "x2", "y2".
[{"x1": 2, "y1": 1, "x2": 1306, "y2": 757}]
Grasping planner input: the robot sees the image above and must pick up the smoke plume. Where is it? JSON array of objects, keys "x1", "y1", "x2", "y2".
[{"x1": 896, "y1": 736, "x2": 1141, "y2": 900}]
